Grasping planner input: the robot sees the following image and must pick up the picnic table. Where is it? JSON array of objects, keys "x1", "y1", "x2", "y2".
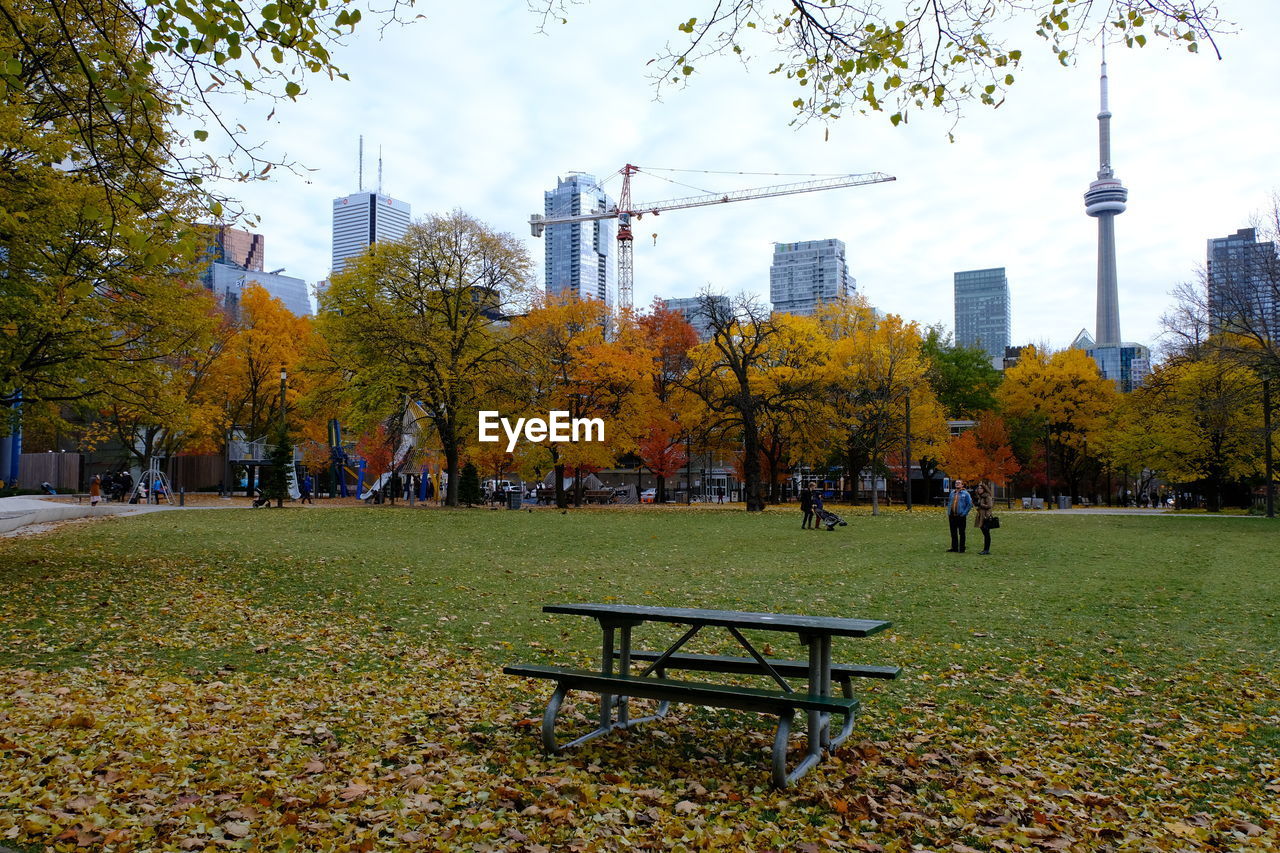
[{"x1": 504, "y1": 603, "x2": 898, "y2": 788}]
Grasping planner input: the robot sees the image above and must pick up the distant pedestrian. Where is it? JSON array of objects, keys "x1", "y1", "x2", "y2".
[
  {"x1": 946, "y1": 479, "x2": 972, "y2": 553},
  {"x1": 811, "y1": 489, "x2": 825, "y2": 532},
  {"x1": 301, "y1": 473, "x2": 314, "y2": 504},
  {"x1": 716, "y1": 486, "x2": 726, "y2": 504},
  {"x1": 800, "y1": 484, "x2": 814, "y2": 529},
  {"x1": 973, "y1": 481, "x2": 994, "y2": 555},
  {"x1": 89, "y1": 475, "x2": 101, "y2": 506}
]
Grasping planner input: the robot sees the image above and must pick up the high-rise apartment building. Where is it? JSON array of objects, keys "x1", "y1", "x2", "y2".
[
  {"x1": 543, "y1": 173, "x2": 615, "y2": 305},
  {"x1": 661, "y1": 295, "x2": 730, "y2": 342},
  {"x1": 1207, "y1": 227, "x2": 1279, "y2": 336},
  {"x1": 331, "y1": 191, "x2": 412, "y2": 274},
  {"x1": 953, "y1": 267, "x2": 1011, "y2": 367},
  {"x1": 769, "y1": 239, "x2": 852, "y2": 316}
]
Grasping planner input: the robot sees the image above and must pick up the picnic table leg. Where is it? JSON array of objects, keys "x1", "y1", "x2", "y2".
[
  {"x1": 804, "y1": 636, "x2": 824, "y2": 763},
  {"x1": 828, "y1": 676, "x2": 858, "y2": 749},
  {"x1": 819, "y1": 635, "x2": 833, "y2": 750},
  {"x1": 617, "y1": 624, "x2": 632, "y2": 727},
  {"x1": 600, "y1": 623, "x2": 615, "y2": 731}
]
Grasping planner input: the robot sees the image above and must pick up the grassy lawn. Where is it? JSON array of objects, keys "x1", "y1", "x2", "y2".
[{"x1": 1, "y1": 505, "x2": 1277, "y2": 851}]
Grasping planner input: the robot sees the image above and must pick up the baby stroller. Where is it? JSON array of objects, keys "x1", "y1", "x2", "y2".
[{"x1": 815, "y1": 506, "x2": 847, "y2": 531}]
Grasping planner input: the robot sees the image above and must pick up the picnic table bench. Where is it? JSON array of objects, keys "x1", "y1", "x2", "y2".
[{"x1": 504, "y1": 603, "x2": 897, "y2": 788}]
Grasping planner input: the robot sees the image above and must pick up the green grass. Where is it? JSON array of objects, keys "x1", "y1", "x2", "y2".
[
  {"x1": 1, "y1": 506, "x2": 1278, "y2": 851},
  {"x1": 5, "y1": 506, "x2": 1274, "y2": 676}
]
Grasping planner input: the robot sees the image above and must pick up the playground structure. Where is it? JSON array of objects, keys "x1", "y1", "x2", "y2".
[{"x1": 355, "y1": 400, "x2": 436, "y2": 502}]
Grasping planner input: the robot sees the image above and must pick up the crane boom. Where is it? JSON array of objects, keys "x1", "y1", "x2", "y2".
[{"x1": 530, "y1": 166, "x2": 896, "y2": 309}]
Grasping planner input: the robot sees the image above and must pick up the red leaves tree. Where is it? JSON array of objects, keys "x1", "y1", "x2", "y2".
[
  {"x1": 943, "y1": 413, "x2": 1021, "y2": 488},
  {"x1": 637, "y1": 420, "x2": 687, "y2": 503}
]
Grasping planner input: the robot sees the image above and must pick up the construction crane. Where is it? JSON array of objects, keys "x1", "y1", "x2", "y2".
[{"x1": 530, "y1": 165, "x2": 896, "y2": 310}]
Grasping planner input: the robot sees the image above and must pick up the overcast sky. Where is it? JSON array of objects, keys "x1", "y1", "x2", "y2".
[{"x1": 211, "y1": 1, "x2": 1280, "y2": 354}]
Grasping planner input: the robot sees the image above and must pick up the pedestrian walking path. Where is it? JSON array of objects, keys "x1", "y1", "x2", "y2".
[{"x1": 0, "y1": 495, "x2": 179, "y2": 536}]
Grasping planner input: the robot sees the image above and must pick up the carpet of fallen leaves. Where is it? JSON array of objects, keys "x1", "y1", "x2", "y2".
[{"x1": 1, "y1": 523, "x2": 1278, "y2": 852}]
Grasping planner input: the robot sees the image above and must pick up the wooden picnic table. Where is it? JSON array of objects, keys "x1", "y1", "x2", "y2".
[{"x1": 505, "y1": 603, "x2": 896, "y2": 788}]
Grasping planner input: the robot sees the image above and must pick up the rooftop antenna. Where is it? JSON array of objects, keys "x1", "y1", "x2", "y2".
[
  {"x1": 378, "y1": 146, "x2": 383, "y2": 194},
  {"x1": 358, "y1": 135, "x2": 364, "y2": 191}
]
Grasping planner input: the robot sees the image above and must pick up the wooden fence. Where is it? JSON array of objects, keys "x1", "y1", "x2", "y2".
[{"x1": 18, "y1": 453, "x2": 82, "y2": 491}]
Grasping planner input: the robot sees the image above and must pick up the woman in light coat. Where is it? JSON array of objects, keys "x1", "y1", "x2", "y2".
[{"x1": 973, "y1": 481, "x2": 995, "y2": 555}]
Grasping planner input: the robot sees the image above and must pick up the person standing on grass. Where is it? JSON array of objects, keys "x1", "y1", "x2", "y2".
[
  {"x1": 799, "y1": 483, "x2": 814, "y2": 529},
  {"x1": 973, "y1": 481, "x2": 994, "y2": 555},
  {"x1": 300, "y1": 473, "x2": 314, "y2": 504},
  {"x1": 89, "y1": 474, "x2": 101, "y2": 507},
  {"x1": 811, "y1": 488, "x2": 825, "y2": 532},
  {"x1": 946, "y1": 478, "x2": 972, "y2": 553}
]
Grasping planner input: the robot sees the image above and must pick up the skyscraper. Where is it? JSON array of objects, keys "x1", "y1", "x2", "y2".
[
  {"x1": 953, "y1": 267, "x2": 1011, "y2": 367},
  {"x1": 331, "y1": 191, "x2": 412, "y2": 275},
  {"x1": 769, "y1": 239, "x2": 852, "y2": 316},
  {"x1": 198, "y1": 225, "x2": 310, "y2": 317},
  {"x1": 1082, "y1": 50, "x2": 1149, "y2": 392},
  {"x1": 543, "y1": 173, "x2": 615, "y2": 305},
  {"x1": 1207, "y1": 227, "x2": 1279, "y2": 336}
]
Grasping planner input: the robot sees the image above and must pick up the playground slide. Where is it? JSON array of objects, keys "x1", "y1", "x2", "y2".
[{"x1": 285, "y1": 464, "x2": 301, "y2": 501}]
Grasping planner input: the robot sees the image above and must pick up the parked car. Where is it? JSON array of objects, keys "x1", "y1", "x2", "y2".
[{"x1": 640, "y1": 488, "x2": 657, "y2": 503}]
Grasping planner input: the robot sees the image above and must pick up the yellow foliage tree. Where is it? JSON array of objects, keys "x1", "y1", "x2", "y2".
[
  {"x1": 819, "y1": 300, "x2": 948, "y2": 514},
  {"x1": 496, "y1": 297, "x2": 655, "y2": 507},
  {"x1": 998, "y1": 346, "x2": 1119, "y2": 500}
]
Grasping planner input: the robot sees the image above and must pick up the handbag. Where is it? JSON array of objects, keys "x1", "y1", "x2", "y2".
[{"x1": 987, "y1": 515, "x2": 1001, "y2": 529}]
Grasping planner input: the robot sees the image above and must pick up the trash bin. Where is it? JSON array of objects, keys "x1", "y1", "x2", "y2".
[
  {"x1": 1057, "y1": 496, "x2": 1072, "y2": 510},
  {"x1": 507, "y1": 490, "x2": 522, "y2": 510}
]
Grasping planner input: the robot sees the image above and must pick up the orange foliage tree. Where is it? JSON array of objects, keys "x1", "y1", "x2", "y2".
[{"x1": 942, "y1": 413, "x2": 1021, "y2": 489}]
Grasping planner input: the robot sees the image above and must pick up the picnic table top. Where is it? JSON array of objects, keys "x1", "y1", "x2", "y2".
[{"x1": 543, "y1": 603, "x2": 891, "y2": 637}]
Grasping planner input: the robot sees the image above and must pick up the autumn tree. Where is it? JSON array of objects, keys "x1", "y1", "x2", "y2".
[
  {"x1": 0, "y1": 5, "x2": 220, "y2": 423},
  {"x1": 537, "y1": 1, "x2": 1222, "y2": 129},
  {"x1": 941, "y1": 413, "x2": 1021, "y2": 496},
  {"x1": 95, "y1": 289, "x2": 235, "y2": 470},
  {"x1": 317, "y1": 211, "x2": 532, "y2": 507},
  {"x1": 207, "y1": 284, "x2": 313, "y2": 444},
  {"x1": 998, "y1": 345, "x2": 1119, "y2": 501},
  {"x1": 636, "y1": 300, "x2": 698, "y2": 502},
  {"x1": 820, "y1": 301, "x2": 947, "y2": 515},
  {"x1": 1124, "y1": 356, "x2": 1263, "y2": 511},
  {"x1": 683, "y1": 294, "x2": 823, "y2": 512},
  {"x1": 496, "y1": 297, "x2": 654, "y2": 508},
  {"x1": 0, "y1": 0, "x2": 380, "y2": 216}
]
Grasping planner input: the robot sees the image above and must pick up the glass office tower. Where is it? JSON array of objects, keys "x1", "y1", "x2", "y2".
[
  {"x1": 331, "y1": 191, "x2": 412, "y2": 274},
  {"x1": 953, "y1": 267, "x2": 1011, "y2": 367},
  {"x1": 544, "y1": 173, "x2": 615, "y2": 306}
]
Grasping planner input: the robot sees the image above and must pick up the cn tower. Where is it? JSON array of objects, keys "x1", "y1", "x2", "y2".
[{"x1": 1083, "y1": 47, "x2": 1127, "y2": 347}]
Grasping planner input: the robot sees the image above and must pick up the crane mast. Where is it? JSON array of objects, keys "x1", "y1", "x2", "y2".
[{"x1": 530, "y1": 165, "x2": 896, "y2": 310}]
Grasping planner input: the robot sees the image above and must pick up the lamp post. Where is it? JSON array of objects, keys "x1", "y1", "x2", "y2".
[
  {"x1": 277, "y1": 368, "x2": 287, "y2": 508},
  {"x1": 279, "y1": 368, "x2": 287, "y2": 433},
  {"x1": 1264, "y1": 376, "x2": 1274, "y2": 519},
  {"x1": 904, "y1": 386, "x2": 912, "y2": 512}
]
